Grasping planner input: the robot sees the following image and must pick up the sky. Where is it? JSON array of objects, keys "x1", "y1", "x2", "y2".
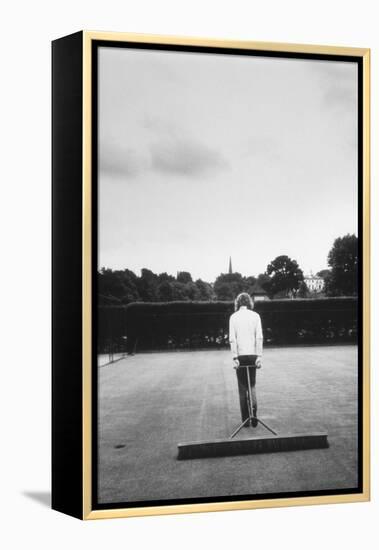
[{"x1": 98, "y1": 46, "x2": 358, "y2": 282}]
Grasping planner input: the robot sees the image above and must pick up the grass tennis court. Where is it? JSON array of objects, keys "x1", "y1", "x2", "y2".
[{"x1": 98, "y1": 346, "x2": 358, "y2": 504}]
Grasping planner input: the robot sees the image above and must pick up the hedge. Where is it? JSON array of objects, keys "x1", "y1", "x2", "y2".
[{"x1": 97, "y1": 297, "x2": 358, "y2": 353}]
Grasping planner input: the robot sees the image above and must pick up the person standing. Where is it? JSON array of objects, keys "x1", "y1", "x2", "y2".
[{"x1": 229, "y1": 292, "x2": 263, "y2": 427}]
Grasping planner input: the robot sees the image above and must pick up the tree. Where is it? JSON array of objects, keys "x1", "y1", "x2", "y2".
[
  {"x1": 244, "y1": 275, "x2": 257, "y2": 295},
  {"x1": 157, "y1": 272, "x2": 175, "y2": 284},
  {"x1": 325, "y1": 234, "x2": 358, "y2": 296},
  {"x1": 297, "y1": 280, "x2": 309, "y2": 298},
  {"x1": 265, "y1": 255, "x2": 304, "y2": 298},
  {"x1": 177, "y1": 271, "x2": 193, "y2": 284},
  {"x1": 316, "y1": 269, "x2": 331, "y2": 279},
  {"x1": 170, "y1": 282, "x2": 189, "y2": 301},
  {"x1": 213, "y1": 272, "x2": 246, "y2": 301},
  {"x1": 256, "y1": 273, "x2": 272, "y2": 294},
  {"x1": 137, "y1": 268, "x2": 158, "y2": 301},
  {"x1": 195, "y1": 279, "x2": 214, "y2": 301},
  {"x1": 184, "y1": 282, "x2": 201, "y2": 301},
  {"x1": 157, "y1": 280, "x2": 174, "y2": 301},
  {"x1": 98, "y1": 268, "x2": 140, "y2": 304}
]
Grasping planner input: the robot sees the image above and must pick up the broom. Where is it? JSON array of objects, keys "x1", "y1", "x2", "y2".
[{"x1": 177, "y1": 363, "x2": 328, "y2": 460}]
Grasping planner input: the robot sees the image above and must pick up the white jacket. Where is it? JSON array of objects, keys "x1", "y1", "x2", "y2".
[{"x1": 229, "y1": 306, "x2": 263, "y2": 357}]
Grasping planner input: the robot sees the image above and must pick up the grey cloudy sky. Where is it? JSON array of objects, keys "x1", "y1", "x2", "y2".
[{"x1": 98, "y1": 46, "x2": 358, "y2": 281}]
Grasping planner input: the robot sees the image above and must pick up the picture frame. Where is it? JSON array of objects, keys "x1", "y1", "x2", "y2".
[{"x1": 52, "y1": 31, "x2": 370, "y2": 520}]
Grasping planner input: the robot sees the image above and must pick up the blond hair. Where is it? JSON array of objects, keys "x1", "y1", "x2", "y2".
[{"x1": 234, "y1": 292, "x2": 254, "y2": 312}]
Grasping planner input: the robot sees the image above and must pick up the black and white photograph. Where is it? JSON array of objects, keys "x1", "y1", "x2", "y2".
[
  {"x1": 3, "y1": 0, "x2": 378, "y2": 542},
  {"x1": 95, "y1": 42, "x2": 363, "y2": 508}
]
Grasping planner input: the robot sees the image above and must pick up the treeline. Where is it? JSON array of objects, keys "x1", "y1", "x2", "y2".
[
  {"x1": 98, "y1": 269, "x2": 214, "y2": 305},
  {"x1": 98, "y1": 234, "x2": 358, "y2": 305},
  {"x1": 98, "y1": 267, "x2": 271, "y2": 305}
]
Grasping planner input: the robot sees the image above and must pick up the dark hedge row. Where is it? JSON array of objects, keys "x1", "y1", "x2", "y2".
[{"x1": 97, "y1": 297, "x2": 358, "y2": 353}]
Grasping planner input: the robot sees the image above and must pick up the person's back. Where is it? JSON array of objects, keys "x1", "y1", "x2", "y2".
[{"x1": 229, "y1": 306, "x2": 262, "y2": 357}]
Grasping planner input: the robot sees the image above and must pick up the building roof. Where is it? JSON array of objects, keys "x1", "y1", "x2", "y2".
[{"x1": 305, "y1": 272, "x2": 323, "y2": 280}]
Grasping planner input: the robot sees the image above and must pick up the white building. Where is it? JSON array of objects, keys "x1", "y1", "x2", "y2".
[{"x1": 304, "y1": 271, "x2": 325, "y2": 292}]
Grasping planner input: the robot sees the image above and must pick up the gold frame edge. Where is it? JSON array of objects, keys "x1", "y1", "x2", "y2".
[
  {"x1": 362, "y1": 49, "x2": 371, "y2": 501},
  {"x1": 81, "y1": 31, "x2": 370, "y2": 520},
  {"x1": 83, "y1": 30, "x2": 369, "y2": 57}
]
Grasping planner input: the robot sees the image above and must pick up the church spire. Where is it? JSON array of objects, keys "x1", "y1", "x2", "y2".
[{"x1": 228, "y1": 256, "x2": 233, "y2": 274}]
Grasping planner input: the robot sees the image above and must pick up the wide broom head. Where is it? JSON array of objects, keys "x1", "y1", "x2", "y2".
[{"x1": 177, "y1": 432, "x2": 328, "y2": 460}]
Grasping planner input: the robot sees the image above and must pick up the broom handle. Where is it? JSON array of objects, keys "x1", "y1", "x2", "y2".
[
  {"x1": 246, "y1": 365, "x2": 278, "y2": 436},
  {"x1": 246, "y1": 365, "x2": 253, "y2": 418}
]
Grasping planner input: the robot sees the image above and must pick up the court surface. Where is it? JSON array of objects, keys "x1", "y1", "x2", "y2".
[{"x1": 98, "y1": 346, "x2": 358, "y2": 504}]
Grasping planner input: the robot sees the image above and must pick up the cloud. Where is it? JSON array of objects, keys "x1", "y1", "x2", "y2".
[
  {"x1": 99, "y1": 141, "x2": 150, "y2": 178},
  {"x1": 100, "y1": 137, "x2": 228, "y2": 180},
  {"x1": 150, "y1": 137, "x2": 228, "y2": 177}
]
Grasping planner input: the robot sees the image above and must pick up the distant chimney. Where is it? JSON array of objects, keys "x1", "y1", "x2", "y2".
[{"x1": 228, "y1": 256, "x2": 233, "y2": 274}]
